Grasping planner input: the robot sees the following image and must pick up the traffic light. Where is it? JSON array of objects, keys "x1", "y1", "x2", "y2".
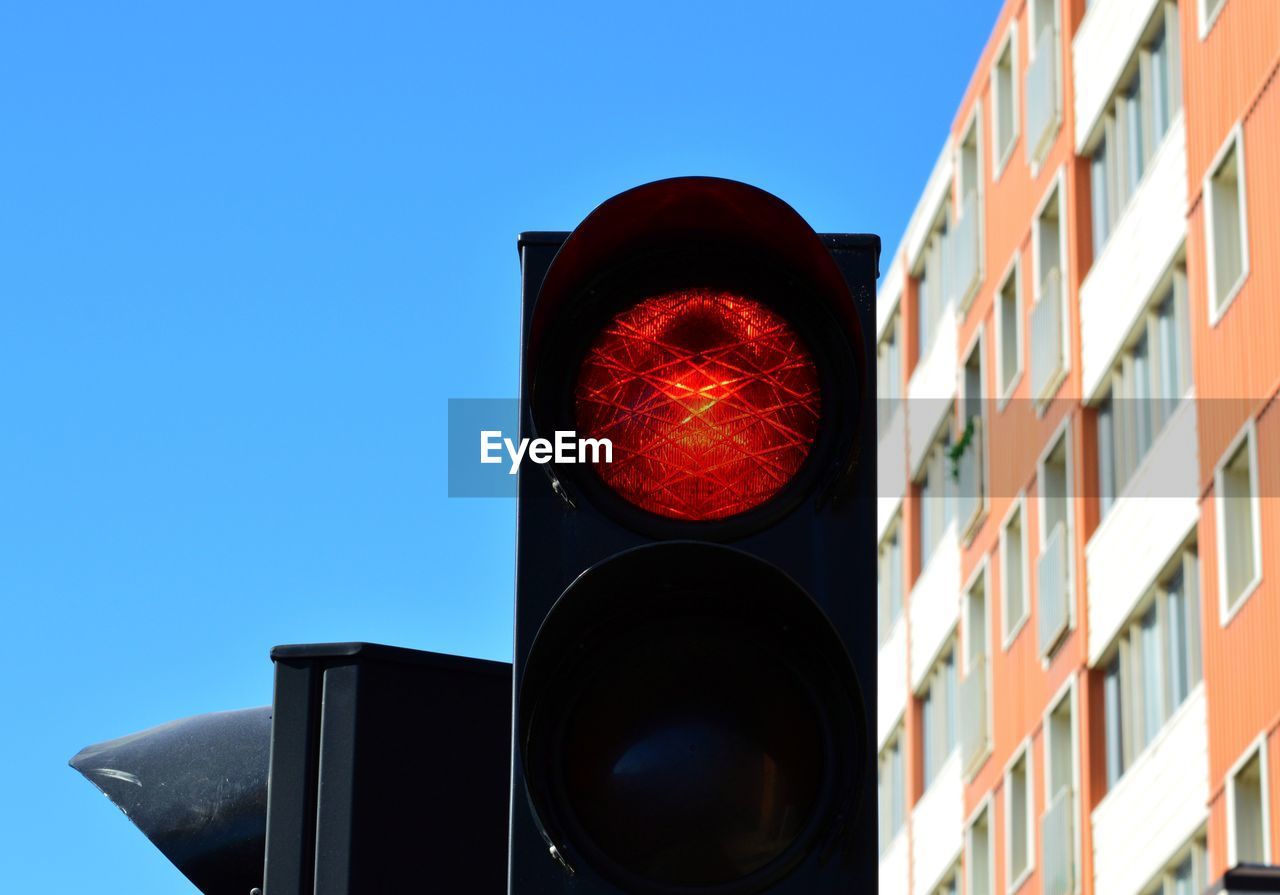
[
  {"x1": 510, "y1": 177, "x2": 878, "y2": 894},
  {"x1": 71, "y1": 644, "x2": 512, "y2": 895}
]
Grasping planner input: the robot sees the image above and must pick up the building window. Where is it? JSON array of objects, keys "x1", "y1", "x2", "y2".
[
  {"x1": 1089, "y1": 3, "x2": 1182, "y2": 256},
  {"x1": 1006, "y1": 745, "x2": 1034, "y2": 888},
  {"x1": 878, "y1": 311, "x2": 902, "y2": 433},
  {"x1": 921, "y1": 642, "x2": 958, "y2": 789},
  {"x1": 996, "y1": 258, "x2": 1023, "y2": 400},
  {"x1": 1043, "y1": 689, "x2": 1077, "y2": 895},
  {"x1": 917, "y1": 203, "x2": 951, "y2": 357},
  {"x1": 1030, "y1": 180, "x2": 1066, "y2": 406},
  {"x1": 967, "y1": 804, "x2": 994, "y2": 895},
  {"x1": 919, "y1": 425, "x2": 957, "y2": 571},
  {"x1": 957, "y1": 335, "x2": 988, "y2": 536},
  {"x1": 1037, "y1": 429, "x2": 1072, "y2": 657},
  {"x1": 960, "y1": 567, "x2": 992, "y2": 774},
  {"x1": 1215, "y1": 423, "x2": 1262, "y2": 618},
  {"x1": 1096, "y1": 265, "x2": 1191, "y2": 516},
  {"x1": 1229, "y1": 744, "x2": 1269, "y2": 865},
  {"x1": 953, "y1": 112, "x2": 985, "y2": 310},
  {"x1": 1046, "y1": 688, "x2": 1075, "y2": 801},
  {"x1": 934, "y1": 870, "x2": 959, "y2": 895},
  {"x1": 1001, "y1": 500, "x2": 1029, "y2": 646},
  {"x1": 964, "y1": 566, "x2": 989, "y2": 680},
  {"x1": 1102, "y1": 547, "x2": 1202, "y2": 786},
  {"x1": 1026, "y1": 0, "x2": 1062, "y2": 164},
  {"x1": 1142, "y1": 838, "x2": 1208, "y2": 895},
  {"x1": 878, "y1": 519, "x2": 904, "y2": 645},
  {"x1": 878, "y1": 726, "x2": 906, "y2": 853},
  {"x1": 1206, "y1": 128, "x2": 1249, "y2": 321},
  {"x1": 1199, "y1": 0, "x2": 1229, "y2": 38},
  {"x1": 992, "y1": 24, "x2": 1019, "y2": 176}
]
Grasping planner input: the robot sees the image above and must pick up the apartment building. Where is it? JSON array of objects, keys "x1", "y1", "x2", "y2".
[{"x1": 876, "y1": 5, "x2": 1280, "y2": 895}]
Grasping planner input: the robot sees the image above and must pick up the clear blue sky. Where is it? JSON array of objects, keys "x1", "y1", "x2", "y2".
[{"x1": 0, "y1": 2, "x2": 1000, "y2": 890}]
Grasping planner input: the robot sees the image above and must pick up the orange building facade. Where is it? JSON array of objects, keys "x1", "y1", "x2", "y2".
[{"x1": 875, "y1": 4, "x2": 1280, "y2": 895}]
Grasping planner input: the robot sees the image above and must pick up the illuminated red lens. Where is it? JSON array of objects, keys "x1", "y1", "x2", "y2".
[{"x1": 574, "y1": 288, "x2": 821, "y2": 521}]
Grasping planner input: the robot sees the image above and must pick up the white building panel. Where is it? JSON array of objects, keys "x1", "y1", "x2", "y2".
[
  {"x1": 1073, "y1": 0, "x2": 1163, "y2": 151},
  {"x1": 881, "y1": 826, "x2": 910, "y2": 895},
  {"x1": 1086, "y1": 398, "x2": 1199, "y2": 666},
  {"x1": 902, "y1": 139, "x2": 956, "y2": 270},
  {"x1": 879, "y1": 495, "x2": 904, "y2": 545},
  {"x1": 1080, "y1": 120, "x2": 1187, "y2": 401},
  {"x1": 907, "y1": 305, "x2": 958, "y2": 476},
  {"x1": 879, "y1": 252, "x2": 905, "y2": 340},
  {"x1": 1091, "y1": 686, "x2": 1209, "y2": 895},
  {"x1": 879, "y1": 405, "x2": 908, "y2": 541},
  {"x1": 912, "y1": 752, "x2": 963, "y2": 895},
  {"x1": 909, "y1": 522, "x2": 960, "y2": 690},
  {"x1": 879, "y1": 614, "x2": 908, "y2": 750}
]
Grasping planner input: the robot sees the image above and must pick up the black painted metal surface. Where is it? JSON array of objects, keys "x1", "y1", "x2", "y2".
[{"x1": 70, "y1": 707, "x2": 271, "y2": 895}]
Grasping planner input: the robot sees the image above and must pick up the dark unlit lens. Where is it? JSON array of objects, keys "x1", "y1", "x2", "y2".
[{"x1": 560, "y1": 621, "x2": 824, "y2": 888}]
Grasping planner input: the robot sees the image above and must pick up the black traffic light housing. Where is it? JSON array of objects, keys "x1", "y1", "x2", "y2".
[
  {"x1": 72, "y1": 644, "x2": 512, "y2": 895},
  {"x1": 510, "y1": 177, "x2": 879, "y2": 895}
]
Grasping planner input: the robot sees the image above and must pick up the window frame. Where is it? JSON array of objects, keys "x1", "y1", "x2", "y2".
[
  {"x1": 953, "y1": 103, "x2": 986, "y2": 313},
  {"x1": 933, "y1": 866, "x2": 961, "y2": 895},
  {"x1": 961, "y1": 559, "x2": 995, "y2": 777},
  {"x1": 1036, "y1": 416, "x2": 1076, "y2": 655},
  {"x1": 1198, "y1": 0, "x2": 1229, "y2": 40},
  {"x1": 920, "y1": 638, "x2": 959, "y2": 791},
  {"x1": 957, "y1": 323, "x2": 990, "y2": 538},
  {"x1": 1042, "y1": 677, "x2": 1082, "y2": 895},
  {"x1": 1095, "y1": 260, "x2": 1192, "y2": 519},
  {"x1": 913, "y1": 197, "x2": 953, "y2": 362},
  {"x1": 963, "y1": 558, "x2": 992, "y2": 678},
  {"x1": 879, "y1": 514, "x2": 905, "y2": 646},
  {"x1": 1214, "y1": 419, "x2": 1263, "y2": 625},
  {"x1": 1226, "y1": 735, "x2": 1271, "y2": 866},
  {"x1": 1004, "y1": 737, "x2": 1037, "y2": 893},
  {"x1": 878, "y1": 724, "x2": 908, "y2": 853},
  {"x1": 1086, "y1": 1, "x2": 1183, "y2": 261},
  {"x1": 918, "y1": 417, "x2": 958, "y2": 574},
  {"x1": 1001, "y1": 493, "x2": 1032, "y2": 650},
  {"x1": 1025, "y1": 0, "x2": 1062, "y2": 172},
  {"x1": 990, "y1": 20, "x2": 1020, "y2": 181},
  {"x1": 1141, "y1": 835, "x2": 1208, "y2": 895},
  {"x1": 877, "y1": 308, "x2": 903, "y2": 433},
  {"x1": 1204, "y1": 124, "x2": 1250, "y2": 326},
  {"x1": 1100, "y1": 542, "x2": 1203, "y2": 787},
  {"x1": 995, "y1": 251, "x2": 1024, "y2": 410},
  {"x1": 1030, "y1": 169, "x2": 1071, "y2": 413},
  {"x1": 965, "y1": 796, "x2": 997, "y2": 895}
]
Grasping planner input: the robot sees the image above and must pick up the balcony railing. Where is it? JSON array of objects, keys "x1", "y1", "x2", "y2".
[
  {"x1": 1026, "y1": 22, "x2": 1060, "y2": 163},
  {"x1": 1030, "y1": 267, "x2": 1064, "y2": 405},
  {"x1": 949, "y1": 190, "x2": 981, "y2": 309},
  {"x1": 1037, "y1": 521, "x2": 1070, "y2": 656},
  {"x1": 958, "y1": 653, "x2": 989, "y2": 776},
  {"x1": 955, "y1": 418, "x2": 984, "y2": 539},
  {"x1": 1042, "y1": 785, "x2": 1075, "y2": 895}
]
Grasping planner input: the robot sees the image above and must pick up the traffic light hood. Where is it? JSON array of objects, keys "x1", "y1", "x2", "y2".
[
  {"x1": 70, "y1": 707, "x2": 270, "y2": 895},
  {"x1": 525, "y1": 176, "x2": 867, "y2": 384}
]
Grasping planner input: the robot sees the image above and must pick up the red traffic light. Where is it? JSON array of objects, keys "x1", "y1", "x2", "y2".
[
  {"x1": 513, "y1": 179, "x2": 879, "y2": 895},
  {"x1": 574, "y1": 288, "x2": 821, "y2": 521}
]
